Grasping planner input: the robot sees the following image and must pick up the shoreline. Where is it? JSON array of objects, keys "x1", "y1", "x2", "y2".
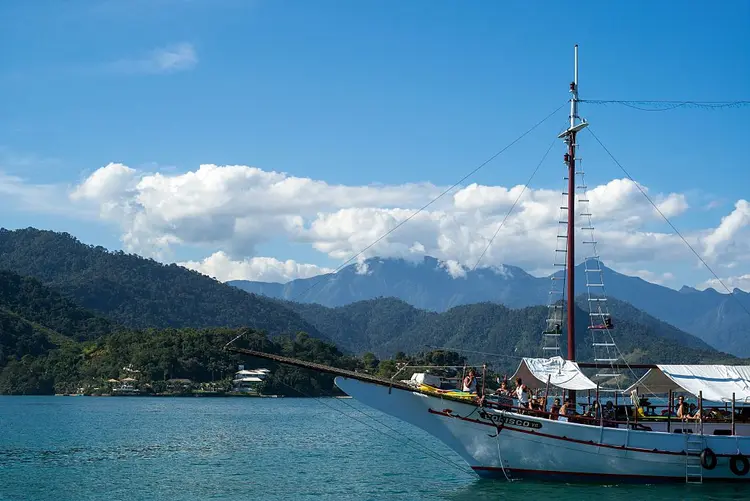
[{"x1": 0, "y1": 393, "x2": 353, "y2": 398}]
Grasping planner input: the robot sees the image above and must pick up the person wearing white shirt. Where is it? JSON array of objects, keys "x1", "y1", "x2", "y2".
[
  {"x1": 515, "y1": 377, "x2": 530, "y2": 408},
  {"x1": 462, "y1": 369, "x2": 477, "y2": 393}
]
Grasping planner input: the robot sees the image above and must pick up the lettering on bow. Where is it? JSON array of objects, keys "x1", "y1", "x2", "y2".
[{"x1": 478, "y1": 410, "x2": 543, "y2": 430}]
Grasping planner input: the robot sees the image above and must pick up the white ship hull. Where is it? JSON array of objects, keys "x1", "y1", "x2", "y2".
[{"x1": 335, "y1": 376, "x2": 750, "y2": 483}]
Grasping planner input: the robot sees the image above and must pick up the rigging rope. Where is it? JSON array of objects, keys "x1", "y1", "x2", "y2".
[
  {"x1": 586, "y1": 127, "x2": 750, "y2": 320},
  {"x1": 586, "y1": 126, "x2": 750, "y2": 398},
  {"x1": 470, "y1": 134, "x2": 559, "y2": 272},
  {"x1": 290, "y1": 102, "x2": 569, "y2": 302},
  {"x1": 275, "y1": 380, "x2": 475, "y2": 477},
  {"x1": 581, "y1": 100, "x2": 750, "y2": 112},
  {"x1": 424, "y1": 345, "x2": 525, "y2": 362}
]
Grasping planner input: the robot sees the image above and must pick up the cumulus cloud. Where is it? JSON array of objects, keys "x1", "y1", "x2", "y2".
[
  {"x1": 702, "y1": 200, "x2": 750, "y2": 262},
  {"x1": 106, "y1": 42, "x2": 198, "y2": 74},
  {"x1": 52, "y1": 161, "x2": 749, "y2": 285},
  {"x1": 179, "y1": 251, "x2": 333, "y2": 283}
]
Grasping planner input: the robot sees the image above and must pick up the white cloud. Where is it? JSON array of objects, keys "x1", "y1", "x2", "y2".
[
  {"x1": 656, "y1": 193, "x2": 689, "y2": 218},
  {"x1": 702, "y1": 200, "x2": 750, "y2": 262},
  {"x1": 440, "y1": 259, "x2": 467, "y2": 279},
  {"x1": 698, "y1": 274, "x2": 750, "y2": 293},
  {"x1": 179, "y1": 251, "x2": 333, "y2": 283},
  {"x1": 72, "y1": 162, "x2": 137, "y2": 204},
  {"x1": 0, "y1": 171, "x2": 90, "y2": 218},
  {"x1": 68, "y1": 163, "x2": 443, "y2": 258},
  {"x1": 3, "y1": 159, "x2": 732, "y2": 289},
  {"x1": 106, "y1": 42, "x2": 198, "y2": 74}
]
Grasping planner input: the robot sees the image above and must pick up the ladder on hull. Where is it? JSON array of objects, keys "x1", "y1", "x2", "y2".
[{"x1": 685, "y1": 433, "x2": 704, "y2": 484}]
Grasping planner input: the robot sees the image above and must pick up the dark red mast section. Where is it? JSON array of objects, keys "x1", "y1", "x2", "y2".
[
  {"x1": 566, "y1": 128, "x2": 577, "y2": 363},
  {"x1": 560, "y1": 45, "x2": 586, "y2": 403}
]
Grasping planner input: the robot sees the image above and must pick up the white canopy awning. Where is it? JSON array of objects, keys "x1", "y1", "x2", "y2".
[
  {"x1": 625, "y1": 365, "x2": 750, "y2": 403},
  {"x1": 511, "y1": 356, "x2": 598, "y2": 391}
]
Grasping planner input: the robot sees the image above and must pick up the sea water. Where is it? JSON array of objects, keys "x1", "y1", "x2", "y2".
[{"x1": 0, "y1": 396, "x2": 746, "y2": 501}]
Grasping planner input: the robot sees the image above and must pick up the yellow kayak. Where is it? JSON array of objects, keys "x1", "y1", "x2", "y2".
[{"x1": 417, "y1": 384, "x2": 476, "y2": 401}]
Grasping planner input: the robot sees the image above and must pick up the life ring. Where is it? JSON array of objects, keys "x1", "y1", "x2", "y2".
[
  {"x1": 700, "y1": 448, "x2": 717, "y2": 470},
  {"x1": 730, "y1": 454, "x2": 750, "y2": 476}
]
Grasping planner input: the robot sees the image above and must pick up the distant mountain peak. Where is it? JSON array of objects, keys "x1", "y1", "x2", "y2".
[{"x1": 341, "y1": 255, "x2": 518, "y2": 281}]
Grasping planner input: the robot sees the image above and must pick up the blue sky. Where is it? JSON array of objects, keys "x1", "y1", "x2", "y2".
[{"x1": 0, "y1": 0, "x2": 749, "y2": 288}]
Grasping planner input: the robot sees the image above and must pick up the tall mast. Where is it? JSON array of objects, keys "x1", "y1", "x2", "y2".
[
  {"x1": 558, "y1": 45, "x2": 588, "y2": 365},
  {"x1": 567, "y1": 46, "x2": 579, "y2": 362}
]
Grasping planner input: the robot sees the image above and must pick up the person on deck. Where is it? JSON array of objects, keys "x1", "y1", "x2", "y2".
[
  {"x1": 462, "y1": 369, "x2": 477, "y2": 394},
  {"x1": 495, "y1": 380, "x2": 512, "y2": 397},
  {"x1": 559, "y1": 399, "x2": 576, "y2": 421},
  {"x1": 494, "y1": 380, "x2": 513, "y2": 407},
  {"x1": 550, "y1": 398, "x2": 562, "y2": 420},
  {"x1": 688, "y1": 403, "x2": 702, "y2": 421},
  {"x1": 588, "y1": 400, "x2": 601, "y2": 420},
  {"x1": 515, "y1": 378, "x2": 530, "y2": 409},
  {"x1": 676, "y1": 395, "x2": 688, "y2": 420}
]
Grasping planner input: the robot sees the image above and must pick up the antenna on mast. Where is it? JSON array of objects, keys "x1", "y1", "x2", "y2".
[{"x1": 571, "y1": 44, "x2": 578, "y2": 129}]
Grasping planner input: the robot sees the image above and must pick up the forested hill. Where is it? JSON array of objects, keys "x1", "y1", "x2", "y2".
[
  {"x1": 0, "y1": 269, "x2": 112, "y2": 371},
  {"x1": 0, "y1": 228, "x2": 325, "y2": 339},
  {"x1": 0, "y1": 265, "x2": 360, "y2": 396},
  {"x1": 285, "y1": 296, "x2": 735, "y2": 374},
  {"x1": 0, "y1": 270, "x2": 112, "y2": 341}
]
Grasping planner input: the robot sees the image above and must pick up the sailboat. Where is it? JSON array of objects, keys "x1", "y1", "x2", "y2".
[{"x1": 228, "y1": 45, "x2": 750, "y2": 483}]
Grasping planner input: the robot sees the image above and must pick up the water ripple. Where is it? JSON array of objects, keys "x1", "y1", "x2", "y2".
[{"x1": 1, "y1": 396, "x2": 748, "y2": 501}]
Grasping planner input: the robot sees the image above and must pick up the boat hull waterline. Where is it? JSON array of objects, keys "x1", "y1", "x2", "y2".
[{"x1": 334, "y1": 377, "x2": 750, "y2": 483}]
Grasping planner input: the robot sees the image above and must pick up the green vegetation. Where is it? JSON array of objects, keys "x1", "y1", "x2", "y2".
[
  {"x1": 0, "y1": 327, "x2": 347, "y2": 396},
  {"x1": 0, "y1": 227, "x2": 743, "y2": 396},
  {"x1": 0, "y1": 228, "x2": 324, "y2": 339},
  {"x1": 0, "y1": 266, "x2": 463, "y2": 395},
  {"x1": 0, "y1": 265, "x2": 341, "y2": 395},
  {"x1": 286, "y1": 297, "x2": 738, "y2": 376},
  {"x1": 0, "y1": 326, "x2": 360, "y2": 396}
]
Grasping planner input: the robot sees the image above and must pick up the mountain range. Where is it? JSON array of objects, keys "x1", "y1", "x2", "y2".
[
  {"x1": 284, "y1": 295, "x2": 728, "y2": 368},
  {"x1": 229, "y1": 256, "x2": 750, "y2": 357},
  {"x1": 0, "y1": 253, "x2": 736, "y2": 394},
  {"x1": 0, "y1": 227, "x2": 744, "y2": 386}
]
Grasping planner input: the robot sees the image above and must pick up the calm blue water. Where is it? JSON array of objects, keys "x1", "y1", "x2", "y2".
[{"x1": 0, "y1": 396, "x2": 747, "y2": 500}]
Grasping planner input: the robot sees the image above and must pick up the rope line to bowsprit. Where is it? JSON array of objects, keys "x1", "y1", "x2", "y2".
[
  {"x1": 586, "y1": 127, "x2": 750, "y2": 324},
  {"x1": 290, "y1": 101, "x2": 569, "y2": 303},
  {"x1": 226, "y1": 345, "x2": 414, "y2": 391},
  {"x1": 275, "y1": 379, "x2": 475, "y2": 478},
  {"x1": 225, "y1": 341, "x2": 476, "y2": 475}
]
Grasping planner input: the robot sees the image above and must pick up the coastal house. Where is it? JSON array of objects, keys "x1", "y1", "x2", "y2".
[{"x1": 232, "y1": 368, "x2": 270, "y2": 394}]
